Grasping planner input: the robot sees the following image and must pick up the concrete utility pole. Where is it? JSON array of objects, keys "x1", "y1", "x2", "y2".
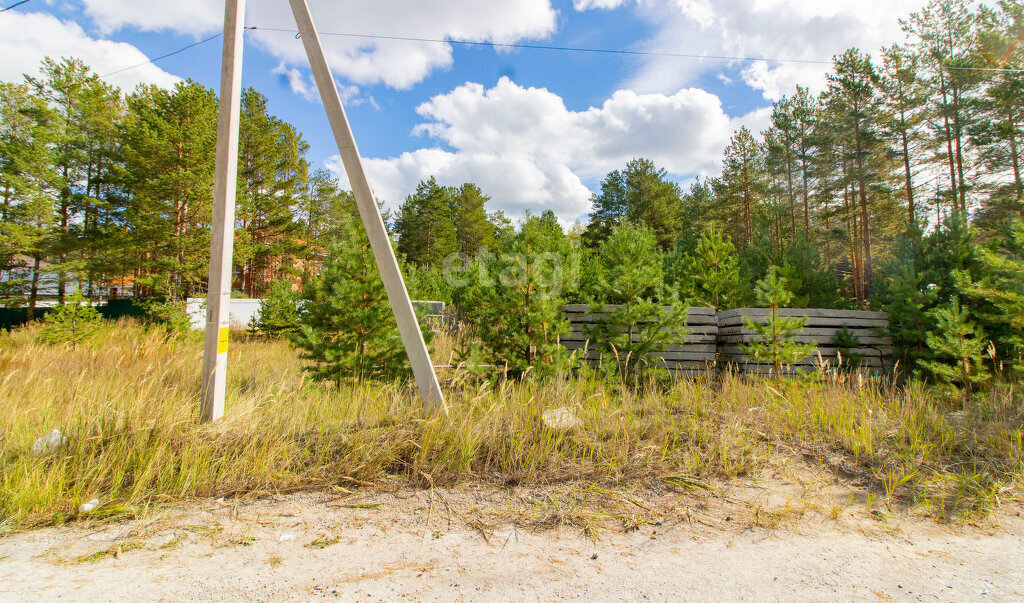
[
  {"x1": 287, "y1": 0, "x2": 447, "y2": 414},
  {"x1": 201, "y1": 0, "x2": 245, "y2": 423}
]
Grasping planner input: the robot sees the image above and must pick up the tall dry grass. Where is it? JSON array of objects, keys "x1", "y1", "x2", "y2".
[{"x1": 0, "y1": 321, "x2": 1021, "y2": 529}]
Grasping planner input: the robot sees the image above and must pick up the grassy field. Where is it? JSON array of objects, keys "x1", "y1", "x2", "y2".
[{"x1": 1, "y1": 321, "x2": 1022, "y2": 529}]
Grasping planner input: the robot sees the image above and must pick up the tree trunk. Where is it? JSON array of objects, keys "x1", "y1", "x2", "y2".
[
  {"x1": 28, "y1": 254, "x2": 41, "y2": 320},
  {"x1": 1009, "y1": 112, "x2": 1022, "y2": 207},
  {"x1": 857, "y1": 178, "x2": 873, "y2": 299},
  {"x1": 951, "y1": 85, "x2": 967, "y2": 217},
  {"x1": 58, "y1": 164, "x2": 70, "y2": 305},
  {"x1": 133, "y1": 259, "x2": 141, "y2": 299},
  {"x1": 845, "y1": 173, "x2": 863, "y2": 303},
  {"x1": 824, "y1": 196, "x2": 832, "y2": 267},
  {"x1": 853, "y1": 115, "x2": 874, "y2": 298},
  {"x1": 938, "y1": 69, "x2": 959, "y2": 217},
  {"x1": 785, "y1": 146, "x2": 796, "y2": 238},
  {"x1": 742, "y1": 190, "x2": 751, "y2": 245},
  {"x1": 900, "y1": 109, "x2": 915, "y2": 225},
  {"x1": 1, "y1": 185, "x2": 10, "y2": 222},
  {"x1": 770, "y1": 174, "x2": 781, "y2": 253},
  {"x1": 800, "y1": 153, "x2": 810, "y2": 236}
]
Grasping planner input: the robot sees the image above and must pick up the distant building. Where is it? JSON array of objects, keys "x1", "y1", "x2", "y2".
[{"x1": 0, "y1": 255, "x2": 80, "y2": 305}]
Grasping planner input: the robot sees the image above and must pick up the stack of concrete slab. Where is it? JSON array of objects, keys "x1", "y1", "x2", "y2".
[
  {"x1": 717, "y1": 308, "x2": 892, "y2": 375},
  {"x1": 559, "y1": 306, "x2": 893, "y2": 378},
  {"x1": 559, "y1": 305, "x2": 718, "y2": 377}
]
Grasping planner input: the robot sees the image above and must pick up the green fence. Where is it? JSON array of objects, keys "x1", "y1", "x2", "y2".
[{"x1": 0, "y1": 299, "x2": 150, "y2": 331}]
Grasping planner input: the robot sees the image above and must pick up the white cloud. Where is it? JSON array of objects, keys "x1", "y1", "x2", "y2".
[
  {"x1": 612, "y1": 0, "x2": 928, "y2": 100},
  {"x1": 272, "y1": 63, "x2": 317, "y2": 101},
  {"x1": 327, "y1": 77, "x2": 753, "y2": 222},
  {"x1": 572, "y1": 0, "x2": 631, "y2": 9},
  {"x1": 0, "y1": 11, "x2": 180, "y2": 90},
  {"x1": 81, "y1": 0, "x2": 223, "y2": 35},
  {"x1": 730, "y1": 106, "x2": 773, "y2": 139},
  {"x1": 271, "y1": 64, "x2": 380, "y2": 108},
  {"x1": 337, "y1": 83, "x2": 359, "y2": 104},
  {"x1": 78, "y1": 0, "x2": 559, "y2": 89}
]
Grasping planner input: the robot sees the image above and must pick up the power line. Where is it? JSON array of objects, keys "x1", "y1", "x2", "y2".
[
  {"x1": 0, "y1": 0, "x2": 32, "y2": 12},
  {"x1": 69, "y1": 21, "x2": 1024, "y2": 82},
  {"x1": 248, "y1": 26, "x2": 1024, "y2": 73},
  {"x1": 2, "y1": 0, "x2": 1016, "y2": 74},
  {"x1": 98, "y1": 33, "x2": 223, "y2": 80},
  {"x1": 245, "y1": 25, "x2": 834, "y2": 66},
  {"x1": 3, "y1": 0, "x2": 1021, "y2": 75},
  {"x1": 946, "y1": 65, "x2": 1024, "y2": 73}
]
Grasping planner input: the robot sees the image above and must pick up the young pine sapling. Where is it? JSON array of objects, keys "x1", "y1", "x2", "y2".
[
  {"x1": 741, "y1": 267, "x2": 816, "y2": 376},
  {"x1": 586, "y1": 223, "x2": 690, "y2": 382}
]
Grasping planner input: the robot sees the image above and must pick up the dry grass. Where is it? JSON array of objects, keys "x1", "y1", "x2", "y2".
[{"x1": 0, "y1": 320, "x2": 1021, "y2": 530}]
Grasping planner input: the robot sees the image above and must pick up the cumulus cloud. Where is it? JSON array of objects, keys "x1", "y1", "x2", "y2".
[
  {"x1": 272, "y1": 63, "x2": 317, "y2": 101},
  {"x1": 591, "y1": 0, "x2": 928, "y2": 101},
  {"x1": 0, "y1": 11, "x2": 180, "y2": 90},
  {"x1": 272, "y1": 63, "x2": 380, "y2": 109},
  {"x1": 81, "y1": 0, "x2": 224, "y2": 35},
  {"x1": 77, "y1": 0, "x2": 558, "y2": 90},
  {"x1": 327, "y1": 77, "x2": 759, "y2": 222}
]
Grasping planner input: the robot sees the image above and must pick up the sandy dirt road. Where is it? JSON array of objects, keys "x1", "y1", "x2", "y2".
[{"x1": 2, "y1": 482, "x2": 1023, "y2": 601}]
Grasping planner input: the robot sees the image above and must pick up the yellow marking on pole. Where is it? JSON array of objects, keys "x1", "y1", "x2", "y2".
[{"x1": 218, "y1": 327, "x2": 229, "y2": 354}]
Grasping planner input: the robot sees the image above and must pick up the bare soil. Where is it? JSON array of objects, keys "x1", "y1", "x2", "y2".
[{"x1": 3, "y1": 460, "x2": 1023, "y2": 601}]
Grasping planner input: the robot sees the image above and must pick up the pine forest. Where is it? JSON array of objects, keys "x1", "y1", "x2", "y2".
[{"x1": 2, "y1": 0, "x2": 1024, "y2": 384}]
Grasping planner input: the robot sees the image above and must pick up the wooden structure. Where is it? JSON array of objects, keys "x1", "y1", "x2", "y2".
[
  {"x1": 717, "y1": 309, "x2": 892, "y2": 376},
  {"x1": 559, "y1": 306, "x2": 893, "y2": 377},
  {"x1": 201, "y1": 0, "x2": 246, "y2": 423},
  {"x1": 559, "y1": 305, "x2": 719, "y2": 377},
  {"x1": 201, "y1": 0, "x2": 446, "y2": 422}
]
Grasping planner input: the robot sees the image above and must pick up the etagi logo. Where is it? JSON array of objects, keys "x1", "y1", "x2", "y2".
[{"x1": 440, "y1": 247, "x2": 574, "y2": 300}]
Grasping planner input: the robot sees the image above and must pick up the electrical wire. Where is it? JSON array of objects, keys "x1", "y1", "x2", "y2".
[
  {"x1": 0, "y1": 0, "x2": 32, "y2": 12},
  {"x1": 97, "y1": 33, "x2": 223, "y2": 80},
  {"x1": 946, "y1": 65, "x2": 1024, "y2": 73},
  {"x1": 3, "y1": 0, "x2": 1018, "y2": 74},
  {"x1": 2, "y1": 0, "x2": 1021, "y2": 73},
  {"x1": 64, "y1": 20, "x2": 1024, "y2": 81},
  {"x1": 247, "y1": 25, "x2": 1024, "y2": 72},
  {"x1": 245, "y1": 25, "x2": 835, "y2": 66}
]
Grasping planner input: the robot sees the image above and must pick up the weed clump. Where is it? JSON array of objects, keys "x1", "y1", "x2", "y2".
[
  {"x1": 39, "y1": 291, "x2": 102, "y2": 349},
  {"x1": 0, "y1": 321, "x2": 1020, "y2": 528}
]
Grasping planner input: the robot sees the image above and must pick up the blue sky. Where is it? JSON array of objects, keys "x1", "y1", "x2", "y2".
[{"x1": 0, "y1": 0, "x2": 928, "y2": 223}]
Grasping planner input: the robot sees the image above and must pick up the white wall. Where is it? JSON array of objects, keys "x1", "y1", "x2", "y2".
[
  {"x1": 185, "y1": 298, "x2": 445, "y2": 330},
  {"x1": 186, "y1": 298, "x2": 262, "y2": 330}
]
